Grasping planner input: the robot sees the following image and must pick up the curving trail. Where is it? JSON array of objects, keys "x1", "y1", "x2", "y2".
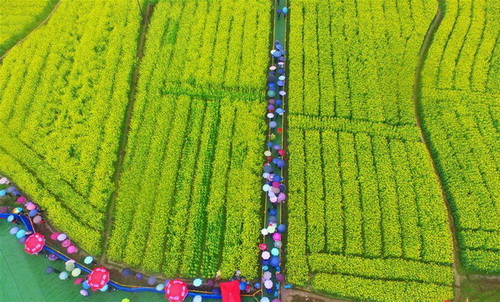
[
  {"x1": 411, "y1": 1, "x2": 463, "y2": 301},
  {"x1": 0, "y1": 0, "x2": 61, "y2": 62}
]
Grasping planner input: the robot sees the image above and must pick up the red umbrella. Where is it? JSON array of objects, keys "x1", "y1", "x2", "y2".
[
  {"x1": 165, "y1": 279, "x2": 188, "y2": 302},
  {"x1": 87, "y1": 267, "x2": 110, "y2": 291},
  {"x1": 24, "y1": 233, "x2": 45, "y2": 254},
  {"x1": 220, "y1": 280, "x2": 241, "y2": 302}
]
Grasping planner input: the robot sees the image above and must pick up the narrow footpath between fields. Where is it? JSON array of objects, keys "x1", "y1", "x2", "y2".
[
  {"x1": 259, "y1": 0, "x2": 289, "y2": 301},
  {"x1": 411, "y1": 1, "x2": 464, "y2": 301},
  {"x1": 99, "y1": 3, "x2": 156, "y2": 264}
]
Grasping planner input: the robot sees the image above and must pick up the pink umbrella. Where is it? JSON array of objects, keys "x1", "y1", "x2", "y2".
[
  {"x1": 67, "y1": 245, "x2": 78, "y2": 254},
  {"x1": 17, "y1": 196, "x2": 27, "y2": 204},
  {"x1": 33, "y1": 216, "x2": 43, "y2": 224},
  {"x1": 50, "y1": 233, "x2": 60, "y2": 241},
  {"x1": 26, "y1": 203, "x2": 36, "y2": 211},
  {"x1": 261, "y1": 251, "x2": 271, "y2": 260},
  {"x1": 62, "y1": 239, "x2": 71, "y2": 248}
]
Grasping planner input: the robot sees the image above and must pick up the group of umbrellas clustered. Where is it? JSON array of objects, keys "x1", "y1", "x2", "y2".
[
  {"x1": 0, "y1": 177, "x2": 112, "y2": 297},
  {"x1": 0, "y1": 177, "x2": 44, "y2": 226},
  {"x1": 45, "y1": 261, "x2": 111, "y2": 297},
  {"x1": 258, "y1": 39, "x2": 288, "y2": 302}
]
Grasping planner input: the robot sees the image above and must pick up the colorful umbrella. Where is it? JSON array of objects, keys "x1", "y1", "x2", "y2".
[
  {"x1": 193, "y1": 278, "x2": 202, "y2": 287},
  {"x1": 87, "y1": 267, "x2": 110, "y2": 291},
  {"x1": 84, "y1": 256, "x2": 94, "y2": 265},
  {"x1": 165, "y1": 279, "x2": 188, "y2": 302},
  {"x1": 220, "y1": 280, "x2": 241, "y2": 302},
  {"x1": 24, "y1": 233, "x2": 45, "y2": 254}
]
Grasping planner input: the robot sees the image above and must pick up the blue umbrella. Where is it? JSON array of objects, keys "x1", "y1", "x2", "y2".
[
  {"x1": 82, "y1": 281, "x2": 90, "y2": 289},
  {"x1": 84, "y1": 256, "x2": 93, "y2": 265},
  {"x1": 16, "y1": 229, "x2": 26, "y2": 239},
  {"x1": 9, "y1": 227, "x2": 19, "y2": 235},
  {"x1": 277, "y1": 224, "x2": 287, "y2": 233},
  {"x1": 270, "y1": 256, "x2": 280, "y2": 267}
]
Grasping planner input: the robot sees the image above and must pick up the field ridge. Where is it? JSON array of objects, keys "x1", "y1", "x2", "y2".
[
  {"x1": 411, "y1": 0, "x2": 462, "y2": 297},
  {"x1": 99, "y1": 2, "x2": 156, "y2": 263}
]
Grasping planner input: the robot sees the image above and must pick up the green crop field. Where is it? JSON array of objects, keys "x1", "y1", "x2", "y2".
[
  {"x1": 0, "y1": 0, "x2": 269, "y2": 280},
  {"x1": 420, "y1": 0, "x2": 500, "y2": 274},
  {"x1": 0, "y1": 0, "x2": 498, "y2": 301},
  {"x1": 286, "y1": 0, "x2": 455, "y2": 300},
  {"x1": 0, "y1": 0, "x2": 57, "y2": 55}
]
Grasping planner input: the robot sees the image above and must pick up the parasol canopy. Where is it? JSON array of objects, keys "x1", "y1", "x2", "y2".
[
  {"x1": 87, "y1": 267, "x2": 110, "y2": 291},
  {"x1": 220, "y1": 280, "x2": 241, "y2": 302},
  {"x1": 165, "y1": 279, "x2": 188, "y2": 302},
  {"x1": 24, "y1": 233, "x2": 45, "y2": 254}
]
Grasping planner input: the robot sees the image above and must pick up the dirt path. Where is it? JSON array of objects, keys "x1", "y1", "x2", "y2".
[
  {"x1": 99, "y1": 3, "x2": 155, "y2": 263},
  {"x1": 411, "y1": 2, "x2": 464, "y2": 301},
  {"x1": 0, "y1": 0, "x2": 61, "y2": 62}
]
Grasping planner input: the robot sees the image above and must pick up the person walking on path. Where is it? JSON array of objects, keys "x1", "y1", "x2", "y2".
[
  {"x1": 282, "y1": 6, "x2": 288, "y2": 16},
  {"x1": 277, "y1": 8, "x2": 282, "y2": 18}
]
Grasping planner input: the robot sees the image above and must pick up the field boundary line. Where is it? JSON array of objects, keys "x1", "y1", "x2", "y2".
[
  {"x1": 287, "y1": 114, "x2": 420, "y2": 141},
  {"x1": 0, "y1": 0, "x2": 61, "y2": 62},
  {"x1": 411, "y1": 1, "x2": 462, "y2": 300},
  {"x1": 99, "y1": 2, "x2": 155, "y2": 263}
]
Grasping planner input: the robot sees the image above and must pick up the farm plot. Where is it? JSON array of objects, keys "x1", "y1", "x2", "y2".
[
  {"x1": 106, "y1": 0, "x2": 270, "y2": 279},
  {"x1": 0, "y1": 0, "x2": 145, "y2": 255},
  {"x1": 420, "y1": 0, "x2": 500, "y2": 273},
  {"x1": 286, "y1": 0, "x2": 454, "y2": 301},
  {"x1": 0, "y1": 0, "x2": 58, "y2": 55}
]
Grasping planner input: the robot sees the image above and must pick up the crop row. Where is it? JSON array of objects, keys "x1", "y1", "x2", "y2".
[
  {"x1": 0, "y1": 0, "x2": 57, "y2": 54},
  {"x1": 286, "y1": 127, "x2": 453, "y2": 287},
  {"x1": 431, "y1": 0, "x2": 498, "y2": 92},
  {"x1": 311, "y1": 273, "x2": 452, "y2": 302},
  {"x1": 101, "y1": 0, "x2": 270, "y2": 278},
  {"x1": 143, "y1": 0, "x2": 270, "y2": 95},
  {"x1": 0, "y1": 134, "x2": 103, "y2": 230},
  {"x1": 288, "y1": 0, "x2": 436, "y2": 125},
  {"x1": 108, "y1": 97, "x2": 263, "y2": 278},
  {"x1": 288, "y1": 129, "x2": 452, "y2": 259},
  {"x1": 420, "y1": 0, "x2": 500, "y2": 273},
  {"x1": 0, "y1": 151, "x2": 101, "y2": 254},
  {"x1": 308, "y1": 254, "x2": 453, "y2": 286},
  {"x1": 0, "y1": 0, "x2": 142, "y2": 214}
]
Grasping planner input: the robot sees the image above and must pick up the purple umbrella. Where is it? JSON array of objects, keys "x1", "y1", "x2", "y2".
[
  {"x1": 45, "y1": 266, "x2": 55, "y2": 274},
  {"x1": 147, "y1": 276, "x2": 157, "y2": 286},
  {"x1": 121, "y1": 268, "x2": 132, "y2": 276}
]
